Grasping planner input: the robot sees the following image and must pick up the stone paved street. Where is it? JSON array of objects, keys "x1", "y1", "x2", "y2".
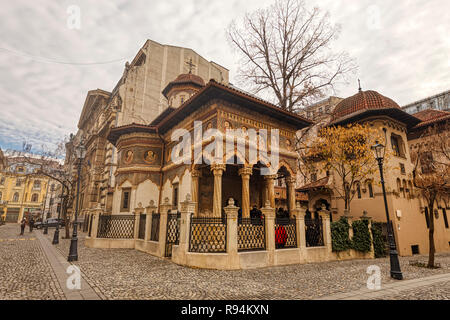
[
  {"x1": 1, "y1": 223, "x2": 449, "y2": 300},
  {"x1": 0, "y1": 223, "x2": 65, "y2": 300}
]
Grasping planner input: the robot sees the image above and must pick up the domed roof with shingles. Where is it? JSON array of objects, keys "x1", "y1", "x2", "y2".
[
  {"x1": 332, "y1": 90, "x2": 401, "y2": 120},
  {"x1": 162, "y1": 73, "x2": 205, "y2": 98}
]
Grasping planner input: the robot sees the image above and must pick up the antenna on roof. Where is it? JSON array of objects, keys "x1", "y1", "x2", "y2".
[{"x1": 358, "y1": 79, "x2": 362, "y2": 92}]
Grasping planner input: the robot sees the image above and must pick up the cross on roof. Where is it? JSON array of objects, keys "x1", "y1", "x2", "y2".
[{"x1": 185, "y1": 58, "x2": 196, "y2": 74}]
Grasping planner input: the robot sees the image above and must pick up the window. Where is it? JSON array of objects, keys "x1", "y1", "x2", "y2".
[
  {"x1": 368, "y1": 182, "x2": 374, "y2": 198},
  {"x1": 33, "y1": 180, "x2": 41, "y2": 190},
  {"x1": 172, "y1": 183, "x2": 179, "y2": 208},
  {"x1": 411, "y1": 245, "x2": 420, "y2": 255},
  {"x1": 17, "y1": 166, "x2": 24, "y2": 173},
  {"x1": 51, "y1": 184, "x2": 55, "y2": 192},
  {"x1": 31, "y1": 193, "x2": 39, "y2": 202},
  {"x1": 390, "y1": 134, "x2": 405, "y2": 157},
  {"x1": 0, "y1": 191, "x2": 2, "y2": 201},
  {"x1": 16, "y1": 179, "x2": 22, "y2": 187},
  {"x1": 402, "y1": 180, "x2": 407, "y2": 198},
  {"x1": 12, "y1": 192, "x2": 19, "y2": 202},
  {"x1": 356, "y1": 183, "x2": 362, "y2": 199},
  {"x1": 121, "y1": 188, "x2": 131, "y2": 212},
  {"x1": 443, "y1": 209, "x2": 449, "y2": 229},
  {"x1": 0, "y1": 177, "x2": 4, "y2": 185},
  {"x1": 399, "y1": 163, "x2": 405, "y2": 175},
  {"x1": 420, "y1": 151, "x2": 434, "y2": 174}
]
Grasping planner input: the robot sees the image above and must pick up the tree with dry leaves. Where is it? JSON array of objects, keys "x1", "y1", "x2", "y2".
[
  {"x1": 410, "y1": 120, "x2": 450, "y2": 268},
  {"x1": 297, "y1": 123, "x2": 384, "y2": 213},
  {"x1": 12, "y1": 140, "x2": 75, "y2": 240},
  {"x1": 227, "y1": 0, "x2": 355, "y2": 112}
]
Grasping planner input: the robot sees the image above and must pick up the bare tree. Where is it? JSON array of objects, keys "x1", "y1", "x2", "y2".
[
  {"x1": 227, "y1": 0, "x2": 355, "y2": 112},
  {"x1": 411, "y1": 121, "x2": 450, "y2": 268},
  {"x1": 12, "y1": 140, "x2": 75, "y2": 239}
]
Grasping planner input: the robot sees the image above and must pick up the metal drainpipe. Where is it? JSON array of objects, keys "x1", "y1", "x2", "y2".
[{"x1": 157, "y1": 128, "x2": 165, "y2": 213}]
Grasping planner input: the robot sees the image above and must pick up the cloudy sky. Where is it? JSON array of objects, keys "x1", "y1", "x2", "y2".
[{"x1": 0, "y1": 0, "x2": 449, "y2": 153}]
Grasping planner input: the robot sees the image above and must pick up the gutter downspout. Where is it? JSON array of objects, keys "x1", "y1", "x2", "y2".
[{"x1": 157, "y1": 128, "x2": 165, "y2": 213}]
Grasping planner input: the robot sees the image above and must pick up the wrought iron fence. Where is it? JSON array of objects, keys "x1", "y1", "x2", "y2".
[
  {"x1": 97, "y1": 214, "x2": 135, "y2": 239},
  {"x1": 88, "y1": 214, "x2": 93, "y2": 237},
  {"x1": 305, "y1": 217, "x2": 324, "y2": 247},
  {"x1": 82, "y1": 215, "x2": 89, "y2": 232},
  {"x1": 275, "y1": 217, "x2": 297, "y2": 249},
  {"x1": 150, "y1": 213, "x2": 160, "y2": 241},
  {"x1": 165, "y1": 212, "x2": 181, "y2": 257},
  {"x1": 138, "y1": 213, "x2": 146, "y2": 240},
  {"x1": 238, "y1": 216, "x2": 265, "y2": 251},
  {"x1": 189, "y1": 215, "x2": 227, "y2": 253}
]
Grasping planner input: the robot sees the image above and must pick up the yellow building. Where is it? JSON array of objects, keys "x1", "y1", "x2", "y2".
[{"x1": 0, "y1": 152, "x2": 50, "y2": 223}]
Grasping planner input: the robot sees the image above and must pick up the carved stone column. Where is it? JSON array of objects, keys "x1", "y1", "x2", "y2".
[
  {"x1": 223, "y1": 198, "x2": 239, "y2": 256},
  {"x1": 285, "y1": 176, "x2": 297, "y2": 215},
  {"x1": 211, "y1": 164, "x2": 226, "y2": 218},
  {"x1": 264, "y1": 174, "x2": 277, "y2": 209},
  {"x1": 261, "y1": 200, "x2": 275, "y2": 265},
  {"x1": 191, "y1": 169, "x2": 201, "y2": 217},
  {"x1": 238, "y1": 165, "x2": 252, "y2": 218},
  {"x1": 318, "y1": 205, "x2": 332, "y2": 255}
]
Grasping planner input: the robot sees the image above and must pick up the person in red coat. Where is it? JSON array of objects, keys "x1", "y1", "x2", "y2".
[{"x1": 275, "y1": 225, "x2": 287, "y2": 248}]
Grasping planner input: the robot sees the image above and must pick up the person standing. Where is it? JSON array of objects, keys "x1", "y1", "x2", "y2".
[
  {"x1": 20, "y1": 218, "x2": 26, "y2": 235},
  {"x1": 29, "y1": 217, "x2": 34, "y2": 233}
]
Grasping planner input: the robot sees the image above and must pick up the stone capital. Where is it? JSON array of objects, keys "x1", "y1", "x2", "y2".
[
  {"x1": 211, "y1": 163, "x2": 226, "y2": 175},
  {"x1": 238, "y1": 166, "x2": 253, "y2": 177},
  {"x1": 285, "y1": 176, "x2": 297, "y2": 185},
  {"x1": 191, "y1": 169, "x2": 202, "y2": 178},
  {"x1": 263, "y1": 174, "x2": 278, "y2": 181}
]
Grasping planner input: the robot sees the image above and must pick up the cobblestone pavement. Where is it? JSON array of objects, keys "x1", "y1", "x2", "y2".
[
  {"x1": 378, "y1": 280, "x2": 450, "y2": 300},
  {"x1": 0, "y1": 223, "x2": 65, "y2": 300},
  {"x1": 41, "y1": 226, "x2": 450, "y2": 300}
]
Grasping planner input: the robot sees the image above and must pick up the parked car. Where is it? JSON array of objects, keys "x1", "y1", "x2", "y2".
[{"x1": 36, "y1": 218, "x2": 65, "y2": 229}]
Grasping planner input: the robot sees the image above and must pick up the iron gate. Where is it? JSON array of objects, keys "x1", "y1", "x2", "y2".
[{"x1": 165, "y1": 212, "x2": 181, "y2": 257}]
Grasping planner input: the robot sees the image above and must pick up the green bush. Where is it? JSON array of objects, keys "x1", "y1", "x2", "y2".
[
  {"x1": 331, "y1": 217, "x2": 352, "y2": 252},
  {"x1": 351, "y1": 219, "x2": 372, "y2": 252},
  {"x1": 371, "y1": 222, "x2": 387, "y2": 258}
]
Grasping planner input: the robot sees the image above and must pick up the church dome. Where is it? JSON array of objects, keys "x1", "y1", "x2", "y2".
[
  {"x1": 162, "y1": 73, "x2": 205, "y2": 98},
  {"x1": 332, "y1": 90, "x2": 401, "y2": 120}
]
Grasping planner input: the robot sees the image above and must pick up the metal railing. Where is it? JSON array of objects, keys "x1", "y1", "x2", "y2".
[
  {"x1": 165, "y1": 212, "x2": 181, "y2": 257},
  {"x1": 238, "y1": 216, "x2": 265, "y2": 251},
  {"x1": 305, "y1": 217, "x2": 324, "y2": 247},
  {"x1": 189, "y1": 215, "x2": 227, "y2": 253},
  {"x1": 97, "y1": 214, "x2": 135, "y2": 239},
  {"x1": 275, "y1": 217, "x2": 297, "y2": 249},
  {"x1": 138, "y1": 213, "x2": 146, "y2": 240},
  {"x1": 150, "y1": 213, "x2": 160, "y2": 241}
]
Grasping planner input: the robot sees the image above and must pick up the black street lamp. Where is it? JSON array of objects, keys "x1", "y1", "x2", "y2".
[
  {"x1": 52, "y1": 194, "x2": 63, "y2": 244},
  {"x1": 371, "y1": 141, "x2": 403, "y2": 280},
  {"x1": 68, "y1": 141, "x2": 86, "y2": 262}
]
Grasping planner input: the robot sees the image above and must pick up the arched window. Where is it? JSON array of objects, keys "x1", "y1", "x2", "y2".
[
  {"x1": 12, "y1": 192, "x2": 19, "y2": 202},
  {"x1": 0, "y1": 177, "x2": 5, "y2": 185},
  {"x1": 31, "y1": 193, "x2": 39, "y2": 202},
  {"x1": 356, "y1": 182, "x2": 362, "y2": 199},
  {"x1": 396, "y1": 178, "x2": 402, "y2": 194},
  {"x1": 391, "y1": 134, "x2": 406, "y2": 157},
  {"x1": 368, "y1": 182, "x2": 374, "y2": 198},
  {"x1": 0, "y1": 191, "x2": 2, "y2": 201}
]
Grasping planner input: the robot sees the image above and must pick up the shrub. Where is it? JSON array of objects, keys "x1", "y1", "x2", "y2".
[
  {"x1": 351, "y1": 219, "x2": 372, "y2": 252},
  {"x1": 371, "y1": 222, "x2": 387, "y2": 258},
  {"x1": 331, "y1": 217, "x2": 352, "y2": 252}
]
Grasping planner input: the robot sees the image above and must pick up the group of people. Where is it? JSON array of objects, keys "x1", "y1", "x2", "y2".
[{"x1": 20, "y1": 217, "x2": 35, "y2": 235}]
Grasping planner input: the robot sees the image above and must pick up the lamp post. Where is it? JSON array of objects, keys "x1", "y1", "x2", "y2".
[
  {"x1": 52, "y1": 194, "x2": 62, "y2": 245},
  {"x1": 68, "y1": 141, "x2": 86, "y2": 262},
  {"x1": 371, "y1": 141, "x2": 403, "y2": 280}
]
